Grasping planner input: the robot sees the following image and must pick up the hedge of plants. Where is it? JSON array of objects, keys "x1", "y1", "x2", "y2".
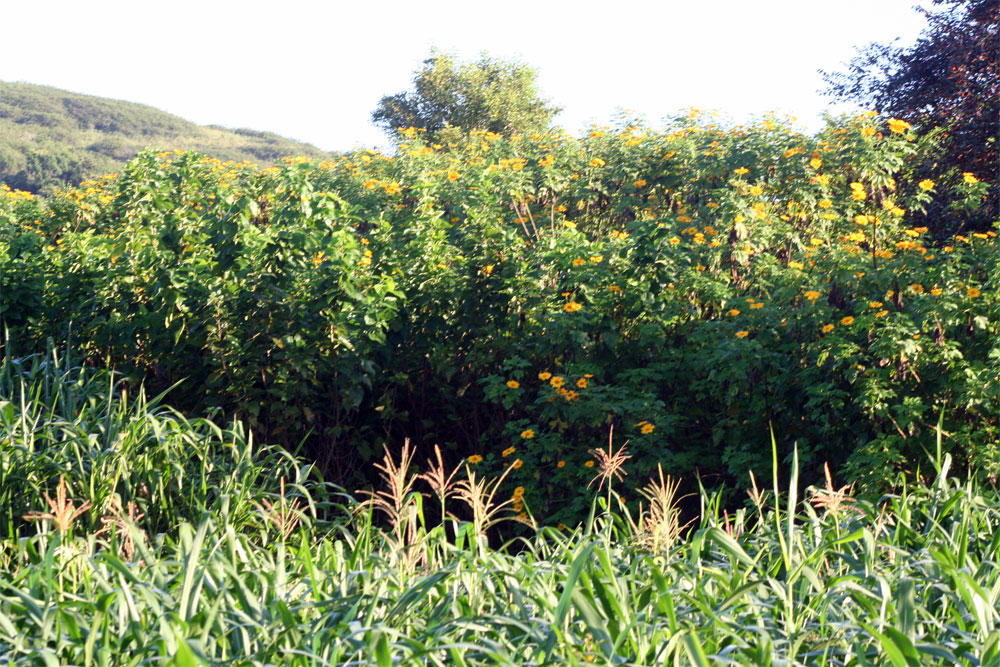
[{"x1": 1, "y1": 111, "x2": 995, "y2": 525}]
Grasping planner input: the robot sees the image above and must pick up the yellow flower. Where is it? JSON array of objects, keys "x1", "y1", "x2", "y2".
[
  {"x1": 869, "y1": 301, "x2": 883, "y2": 308},
  {"x1": 576, "y1": 378, "x2": 588, "y2": 388},
  {"x1": 910, "y1": 283, "x2": 924, "y2": 294},
  {"x1": 930, "y1": 288, "x2": 942, "y2": 296},
  {"x1": 589, "y1": 158, "x2": 606, "y2": 167},
  {"x1": 512, "y1": 459, "x2": 523, "y2": 469},
  {"x1": 967, "y1": 287, "x2": 981, "y2": 298},
  {"x1": 805, "y1": 290, "x2": 821, "y2": 301},
  {"x1": 589, "y1": 255, "x2": 603, "y2": 263},
  {"x1": 538, "y1": 371, "x2": 552, "y2": 381},
  {"x1": 520, "y1": 429, "x2": 535, "y2": 439},
  {"x1": 556, "y1": 460, "x2": 566, "y2": 468},
  {"x1": 818, "y1": 199, "x2": 833, "y2": 209},
  {"x1": 502, "y1": 446, "x2": 516, "y2": 457},
  {"x1": 506, "y1": 380, "x2": 520, "y2": 389},
  {"x1": 822, "y1": 324, "x2": 835, "y2": 333},
  {"x1": 513, "y1": 486, "x2": 525, "y2": 497},
  {"x1": 749, "y1": 185, "x2": 764, "y2": 196},
  {"x1": 809, "y1": 157, "x2": 822, "y2": 169},
  {"x1": 467, "y1": 455, "x2": 483, "y2": 464},
  {"x1": 736, "y1": 330, "x2": 749, "y2": 339},
  {"x1": 447, "y1": 170, "x2": 460, "y2": 181},
  {"x1": 729, "y1": 309, "x2": 741, "y2": 317},
  {"x1": 963, "y1": 172, "x2": 979, "y2": 184},
  {"x1": 887, "y1": 118, "x2": 911, "y2": 134},
  {"x1": 669, "y1": 237, "x2": 681, "y2": 245},
  {"x1": 788, "y1": 261, "x2": 804, "y2": 270},
  {"x1": 810, "y1": 237, "x2": 824, "y2": 246},
  {"x1": 538, "y1": 154, "x2": 555, "y2": 166},
  {"x1": 584, "y1": 461, "x2": 595, "y2": 468},
  {"x1": 876, "y1": 310, "x2": 889, "y2": 318},
  {"x1": 564, "y1": 302, "x2": 583, "y2": 312},
  {"x1": 563, "y1": 221, "x2": 577, "y2": 229},
  {"x1": 550, "y1": 376, "x2": 565, "y2": 388},
  {"x1": 633, "y1": 179, "x2": 647, "y2": 187},
  {"x1": 641, "y1": 423, "x2": 655, "y2": 434},
  {"x1": 750, "y1": 302, "x2": 764, "y2": 309},
  {"x1": 861, "y1": 126, "x2": 877, "y2": 137},
  {"x1": 734, "y1": 167, "x2": 750, "y2": 175},
  {"x1": 572, "y1": 258, "x2": 586, "y2": 266},
  {"x1": 918, "y1": 179, "x2": 935, "y2": 191},
  {"x1": 840, "y1": 316, "x2": 855, "y2": 326}
]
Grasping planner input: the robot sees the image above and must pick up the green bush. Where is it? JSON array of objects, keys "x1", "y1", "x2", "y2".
[{"x1": 1, "y1": 112, "x2": 997, "y2": 525}]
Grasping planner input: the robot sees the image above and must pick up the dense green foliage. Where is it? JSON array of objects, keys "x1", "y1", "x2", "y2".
[
  {"x1": 3, "y1": 353, "x2": 1000, "y2": 665},
  {"x1": 372, "y1": 51, "x2": 560, "y2": 144},
  {"x1": 0, "y1": 81, "x2": 332, "y2": 193},
  {"x1": 822, "y1": 0, "x2": 1000, "y2": 231},
  {"x1": 1, "y1": 112, "x2": 996, "y2": 526}
]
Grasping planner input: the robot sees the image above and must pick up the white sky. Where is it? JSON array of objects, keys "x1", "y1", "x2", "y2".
[{"x1": 1, "y1": 0, "x2": 932, "y2": 153}]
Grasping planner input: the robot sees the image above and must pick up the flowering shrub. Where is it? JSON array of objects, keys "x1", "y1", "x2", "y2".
[{"x1": 1, "y1": 112, "x2": 995, "y2": 525}]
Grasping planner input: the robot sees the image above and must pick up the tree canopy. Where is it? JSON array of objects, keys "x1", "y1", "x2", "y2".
[
  {"x1": 822, "y1": 0, "x2": 999, "y2": 229},
  {"x1": 372, "y1": 51, "x2": 561, "y2": 143}
]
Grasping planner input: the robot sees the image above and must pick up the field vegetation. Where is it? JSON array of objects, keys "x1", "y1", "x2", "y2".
[
  {"x1": 2, "y1": 350, "x2": 1000, "y2": 664},
  {"x1": 2, "y1": 29, "x2": 998, "y2": 660}
]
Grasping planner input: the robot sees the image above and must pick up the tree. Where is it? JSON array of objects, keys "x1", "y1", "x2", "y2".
[
  {"x1": 372, "y1": 51, "x2": 561, "y2": 143},
  {"x1": 822, "y1": 0, "x2": 999, "y2": 229}
]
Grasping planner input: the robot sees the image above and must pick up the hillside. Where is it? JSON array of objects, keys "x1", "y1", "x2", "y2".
[{"x1": 0, "y1": 81, "x2": 333, "y2": 193}]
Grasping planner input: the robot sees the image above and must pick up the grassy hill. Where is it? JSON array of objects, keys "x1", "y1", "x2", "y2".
[{"x1": 0, "y1": 81, "x2": 333, "y2": 193}]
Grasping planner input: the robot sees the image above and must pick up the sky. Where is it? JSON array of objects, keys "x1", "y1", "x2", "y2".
[{"x1": 1, "y1": 0, "x2": 933, "y2": 153}]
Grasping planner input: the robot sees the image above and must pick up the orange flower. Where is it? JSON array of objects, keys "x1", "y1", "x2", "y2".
[
  {"x1": 968, "y1": 287, "x2": 981, "y2": 298},
  {"x1": 887, "y1": 118, "x2": 911, "y2": 134},
  {"x1": 557, "y1": 460, "x2": 566, "y2": 468},
  {"x1": 506, "y1": 380, "x2": 520, "y2": 389},
  {"x1": 822, "y1": 324, "x2": 835, "y2": 333},
  {"x1": 736, "y1": 331, "x2": 749, "y2": 338}
]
